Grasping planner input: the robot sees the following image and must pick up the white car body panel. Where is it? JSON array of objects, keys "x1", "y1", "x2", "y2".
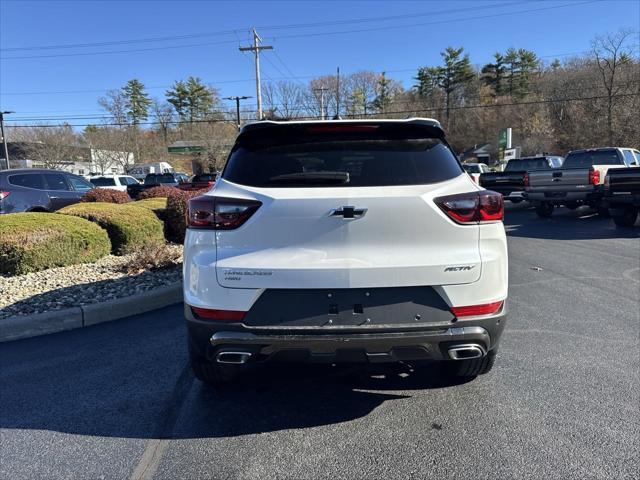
[
  {"x1": 211, "y1": 175, "x2": 482, "y2": 289},
  {"x1": 183, "y1": 118, "x2": 508, "y2": 314}
]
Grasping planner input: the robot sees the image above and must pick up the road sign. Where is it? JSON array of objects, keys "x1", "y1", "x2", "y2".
[{"x1": 498, "y1": 128, "x2": 512, "y2": 150}]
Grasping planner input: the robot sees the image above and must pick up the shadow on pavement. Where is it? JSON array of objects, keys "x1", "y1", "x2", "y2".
[
  {"x1": 503, "y1": 204, "x2": 639, "y2": 240},
  {"x1": 0, "y1": 306, "x2": 471, "y2": 440}
]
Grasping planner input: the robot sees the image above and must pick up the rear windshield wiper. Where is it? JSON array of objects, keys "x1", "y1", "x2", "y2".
[{"x1": 268, "y1": 171, "x2": 350, "y2": 184}]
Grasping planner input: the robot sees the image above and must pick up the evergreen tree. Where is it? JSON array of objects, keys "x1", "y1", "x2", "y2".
[
  {"x1": 481, "y1": 53, "x2": 506, "y2": 97},
  {"x1": 122, "y1": 79, "x2": 151, "y2": 125},
  {"x1": 415, "y1": 47, "x2": 475, "y2": 124},
  {"x1": 166, "y1": 77, "x2": 217, "y2": 122},
  {"x1": 372, "y1": 72, "x2": 392, "y2": 113}
]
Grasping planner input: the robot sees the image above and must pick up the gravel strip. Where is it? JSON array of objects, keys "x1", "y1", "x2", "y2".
[{"x1": 0, "y1": 245, "x2": 183, "y2": 319}]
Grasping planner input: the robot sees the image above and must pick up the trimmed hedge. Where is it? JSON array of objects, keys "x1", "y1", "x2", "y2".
[
  {"x1": 0, "y1": 213, "x2": 111, "y2": 275},
  {"x1": 81, "y1": 189, "x2": 131, "y2": 204},
  {"x1": 137, "y1": 186, "x2": 182, "y2": 200},
  {"x1": 59, "y1": 202, "x2": 164, "y2": 254},
  {"x1": 134, "y1": 197, "x2": 167, "y2": 220},
  {"x1": 165, "y1": 189, "x2": 208, "y2": 243}
]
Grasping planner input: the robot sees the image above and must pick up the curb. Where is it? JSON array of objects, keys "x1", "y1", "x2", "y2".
[{"x1": 0, "y1": 283, "x2": 182, "y2": 343}]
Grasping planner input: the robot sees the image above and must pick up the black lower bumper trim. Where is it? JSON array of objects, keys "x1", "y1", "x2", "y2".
[{"x1": 208, "y1": 326, "x2": 492, "y2": 363}]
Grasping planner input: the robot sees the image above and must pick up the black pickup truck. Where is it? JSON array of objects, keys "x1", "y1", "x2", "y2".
[
  {"x1": 126, "y1": 172, "x2": 188, "y2": 199},
  {"x1": 479, "y1": 156, "x2": 563, "y2": 203},
  {"x1": 603, "y1": 167, "x2": 640, "y2": 227}
]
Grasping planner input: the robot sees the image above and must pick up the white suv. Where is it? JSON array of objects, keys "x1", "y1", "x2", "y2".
[{"x1": 183, "y1": 119, "x2": 508, "y2": 385}]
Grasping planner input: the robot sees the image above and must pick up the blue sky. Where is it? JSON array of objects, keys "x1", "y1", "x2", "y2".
[{"x1": 1, "y1": 0, "x2": 638, "y2": 125}]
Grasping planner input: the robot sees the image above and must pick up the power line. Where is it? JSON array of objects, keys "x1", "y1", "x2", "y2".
[
  {"x1": 0, "y1": 49, "x2": 597, "y2": 97},
  {"x1": 7, "y1": 81, "x2": 640, "y2": 121},
  {"x1": 0, "y1": 1, "x2": 597, "y2": 61},
  {"x1": 6, "y1": 92, "x2": 638, "y2": 128},
  {"x1": 0, "y1": 1, "x2": 529, "y2": 53}
]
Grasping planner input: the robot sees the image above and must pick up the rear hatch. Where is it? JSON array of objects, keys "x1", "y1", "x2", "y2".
[{"x1": 212, "y1": 121, "x2": 482, "y2": 289}]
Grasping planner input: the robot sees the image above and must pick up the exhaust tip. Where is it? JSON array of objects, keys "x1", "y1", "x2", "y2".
[
  {"x1": 448, "y1": 344, "x2": 485, "y2": 360},
  {"x1": 216, "y1": 351, "x2": 252, "y2": 364}
]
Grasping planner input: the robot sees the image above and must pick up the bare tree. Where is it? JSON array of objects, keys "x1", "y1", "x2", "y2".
[
  {"x1": 262, "y1": 80, "x2": 304, "y2": 119},
  {"x1": 591, "y1": 29, "x2": 636, "y2": 145},
  {"x1": 151, "y1": 98, "x2": 175, "y2": 143},
  {"x1": 98, "y1": 89, "x2": 129, "y2": 125},
  {"x1": 188, "y1": 121, "x2": 238, "y2": 172},
  {"x1": 10, "y1": 125, "x2": 82, "y2": 169}
]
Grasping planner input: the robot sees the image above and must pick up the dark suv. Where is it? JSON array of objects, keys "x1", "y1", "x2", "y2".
[{"x1": 0, "y1": 169, "x2": 94, "y2": 214}]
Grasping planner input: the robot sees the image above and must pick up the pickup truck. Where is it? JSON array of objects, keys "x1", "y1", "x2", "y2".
[
  {"x1": 525, "y1": 148, "x2": 639, "y2": 217},
  {"x1": 126, "y1": 172, "x2": 189, "y2": 199},
  {"x1": 479, "y1": 156, "x2": 563, "y2": 203},
  {"x1": 602, "y1": 165, "x2": 640, "y2": 227},
  {"x1": 176, "y1": 173, "x2": 218, "y2": 192}
]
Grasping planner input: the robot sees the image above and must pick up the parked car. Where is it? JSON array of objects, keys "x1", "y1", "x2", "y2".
[
  {"x1": 126, "y1": 172, "x2": 188, "y2": 199},
  {"x1": 525, "y1": 147, "x2": 638, "y2": 217},
  {"x1": 462, "y1": 163, "x2": 490, "y2": 184},
  {"x1": 127, "y1": 162, "x2": 175, "y2": 182},
  {"x1": 177, "y1": 173, "x2": 218, "y2": 192},
  {"x1": 183, "y1": 119, "x2": 508, "y2": 386},
  {"x1": 480, "y1": 156, "x2": 564, "y2": 203},
  {"x1": 89, "y1": 175, "x2": 139, "y2": 192},
  {"x1": 0, "y1": 169, "x2": 94, "y2": 214},
  {"x1": 603, "y1": 164, "x2": 640, "y2": 227}
]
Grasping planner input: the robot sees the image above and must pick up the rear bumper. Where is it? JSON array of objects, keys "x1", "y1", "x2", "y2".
[
  {"x1": 186, "y1": 305, "x2": 507, "y2": 364},
  {"x1": 525, "y1": 189, "x2": 602, "y2": 204}
]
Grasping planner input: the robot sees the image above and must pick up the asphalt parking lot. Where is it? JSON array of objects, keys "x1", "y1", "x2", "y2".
[{"x1": 1, "y1": 204, "x2": 638, "y2": 480}]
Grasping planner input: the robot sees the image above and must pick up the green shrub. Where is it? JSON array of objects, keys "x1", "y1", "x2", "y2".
[
  {"x1": 81, "y1": 189, "x2": 131, "y2": 204},
  {"x1": 135, "y1": 197, "x2": 167, "y2": 220},
  {"x1": 138, "y1": 186, "x2": 182, "y2": 200},
  {"x1": 0, "y1": 213, "x2": 111, "y2": 275},
  {"x1": 59, "y1": 202, "x2": 164, "y2": 254},
  {"x1": 164, "y1": 189, "x2": 208, "y2": 243}
]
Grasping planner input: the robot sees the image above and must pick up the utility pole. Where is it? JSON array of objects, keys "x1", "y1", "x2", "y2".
[
  {"x1": 224, "y1": 96, "x2": 252, "y2": 131},
  {"x1": 0, "y1": 111, "x2": 13, "y2": 170},
  {"x1": 239, "y1": 29, "x2": 273, "y2": 121},
  {"x1": 313, "y1": 87, "x2": 328, "y2": 120},
  {"x1": 333, "y1": 67, "x2": 341, "y2": 120}
]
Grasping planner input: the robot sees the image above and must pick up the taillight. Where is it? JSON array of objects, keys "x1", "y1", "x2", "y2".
[
  {"x1": 191, "y1": 307, "x2": 246, "y2": 321},
  {"x1": 523, "y1": 173, "x2": 529, "y2": 187},
  {"x1": 434, "y1": 191, "x2": 504, "y2": 224},
  {"x1": 589, "y1": 168, "x2": 600, "y2": 185},
  {"x1": 451, "y1": 301, "x2": 504, "y2": 318},
  {"x1": 188, "y1": 196, "x2": 261, "y2": 230},
  {"x1": 0, "y1": 191, "x2": 10, "y2": 200}
]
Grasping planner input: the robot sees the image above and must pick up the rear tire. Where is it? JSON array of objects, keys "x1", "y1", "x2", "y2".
[
  {"x1": 449, "y1": 350, "x2": 497, "y2": 377},
  {"x1": 535, "y1": 202, "x2": 554, "y2": 218},
  {"x1": 612, "y1": 207, "x2": 638, "y2": 228},
  {"x1": 189, "y1": 343, "x2": 240, "y2": 386}
]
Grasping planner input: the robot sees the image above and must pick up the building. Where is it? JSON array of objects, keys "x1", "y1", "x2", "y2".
[{"x1": 1, "y1": 142, "x2": 133, "y2": 176}]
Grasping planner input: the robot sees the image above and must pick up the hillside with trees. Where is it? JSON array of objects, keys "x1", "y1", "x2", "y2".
[{"x1": 8, "y1": 30, "x2": 638, "y2": 171}]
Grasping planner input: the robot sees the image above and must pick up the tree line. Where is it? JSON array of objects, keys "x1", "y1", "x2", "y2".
[{"x1": 7, "y1": 29, "x2": 638, "y2": 172}]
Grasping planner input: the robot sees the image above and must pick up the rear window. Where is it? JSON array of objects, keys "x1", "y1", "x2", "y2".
[
  {"x1": 504, "y1": 158, "x2": 551, "y2": 171},
  {"x1": 7, "y1": 173, "x2": 46, "y2": 189},
  {"x1": 463, "y1": 164, "x2": 482, "y2": 174},
  {"x1": 564, "y1": 150, "x2": 623, "y2": 168},
  {"x1": 146, "y1": 174, "x2": 176, "y2": 184},
  {"x1": 90, "y1": 177, "x2": 116, "y2": 186},
  {"x1": 223, "y1": 125, "x2": 461, "y2": 188}
]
